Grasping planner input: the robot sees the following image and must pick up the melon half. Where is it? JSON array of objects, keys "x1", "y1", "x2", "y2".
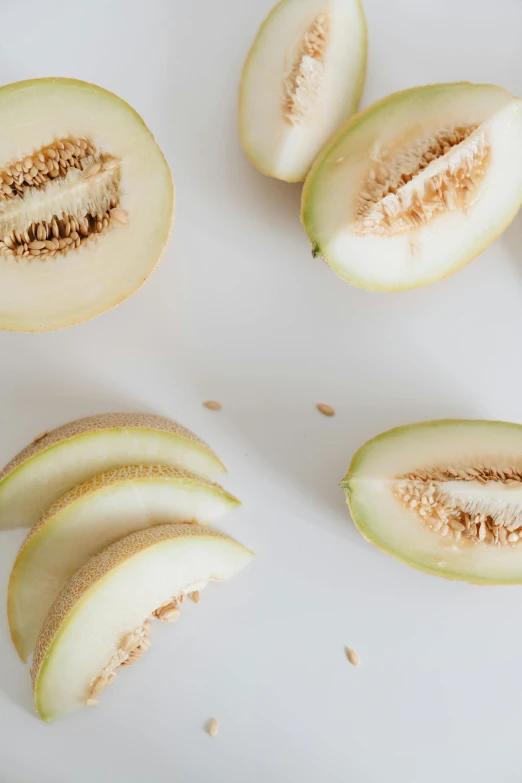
[
  {"x1": 342, "y1": 420, "x2": 522, "y2": 584},
  {"x1": 31, "y1": 524, "x2": 253, "y2": 722},
  {"x1": 302, "y1": 83, "x2": 522, "y2": 289},
  {"x1": 0, "y1": 78, "x2": 174, "y2": 331},
  {"x1": 239, "y1": 0, "x2": 367, "y2": 182},
  {"x1": 9, "y1": 465, "x2": 240, "y2": 662},
  {"x1": 0, "y1": 413, "x2": 226, "y2": 530}
]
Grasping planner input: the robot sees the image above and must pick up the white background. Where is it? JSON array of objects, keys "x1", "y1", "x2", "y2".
[{"x1": 0, "y1": 0, "x2": 522, "y2": 780}]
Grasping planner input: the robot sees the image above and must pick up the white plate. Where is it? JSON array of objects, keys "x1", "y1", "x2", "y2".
[{"x1": 0, "y1": 0, "x2": 522, "y2": 780}]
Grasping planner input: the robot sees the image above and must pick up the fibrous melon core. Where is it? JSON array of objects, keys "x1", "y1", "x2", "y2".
[
  {"x1": 395, "y1": 464, "x2": 522, "y2": 546},
  {"x1": 282, "y1": 13, "x2": 329, "y2": 126},
  {"x1": 0, "y1": 136, "x2": 125, "y2": 260},
  {"x1": 356, "y1": 125, "x2": 489, "y2": 236},
  {"x1": 86, "y1": 590, "x2": 200, "y2": 707}
]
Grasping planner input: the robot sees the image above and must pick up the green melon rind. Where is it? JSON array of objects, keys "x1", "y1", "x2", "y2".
[
  {"x1": 0, "y1": 413, "x2": 227, "y2": 529},
  {"x1": 32, "y1": 524, "x2": 253, "y2": 722},
  {"x1": 301, "y1": 82, "x2": 522, "y2": 291},
  {"x1": 341, "y1": 419, "x2": 522, "y2": 584},
  {"x1": 8, "y1": 464, "x2": 241, "y2": 660},
  {"x1": 239, "y1": 0, "x2": 368, "y2": 183},
  {"x1": 0, "y1": 77, "x2": 175, "y2": 332}
]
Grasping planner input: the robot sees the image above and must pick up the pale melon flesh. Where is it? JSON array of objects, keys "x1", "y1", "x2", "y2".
[
  {"x1": 302, "y1": 83, "x2": 522, "y2": 290},
  {"x1": 239, "y1": 0, "x2": 367, "y2": 182},
  {"x1": 342, "y1": 420, "x2": 522, "y2": 584},
  {"x1": 32, "y1": 524, "x2": 253, "y2": 722},
  {"x1": 9, "y1": 464, "x2": 240, "y2": 661},
  {"x1": 0, "y1": 413, "x2": 226, "y2": 530},
  {"x1": 0, "y1": 77, "x2": 174, "y2": 331}
]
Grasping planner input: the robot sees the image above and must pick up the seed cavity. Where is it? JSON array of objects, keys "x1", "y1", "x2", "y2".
[
  {"x1": 394, "y1": 464, "x2": 522, "y2": 547},
  {"x1": 0, "y1": 137, "x2": 127, "y2": 262},
  {"x1": 355, "y1": 125, "x2": 490, "y2": 236},
  {"x1": 283, "y1": 13, "x2": 329, "y2": 125},
  {"x1": 85, "y1": 587, "x2": 208, "y2": 706}
]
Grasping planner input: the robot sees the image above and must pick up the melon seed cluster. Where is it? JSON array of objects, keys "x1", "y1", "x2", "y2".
[
  {"x1": 395, "y1": 465, "x2": 522, "y2": 546},
  {"x1": 0, "y1": 137, "x2": 128, "y2": 260}
]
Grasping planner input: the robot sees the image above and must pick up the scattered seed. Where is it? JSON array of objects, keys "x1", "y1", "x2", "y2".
[
  {"x1": 207, "y1": 718, "x2": 219, "y2": 737},
  {"x1": 190, "y1": 590, "x2": 201, "y2": 603},
  {"x1": 203, "y1": 400, "x2": 222, "y2": 411},
  {"x1": 317, "y1": 403, "x2": 335, "y2": 417},
  {"x1": 345, "y1": 647, "x2": 360, "y2": 666}
]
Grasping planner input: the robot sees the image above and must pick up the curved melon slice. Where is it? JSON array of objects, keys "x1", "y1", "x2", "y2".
[
  {"x1": 31, "y1": 524, "x2": 253, "y2": 722},
  {"x1": 9, "y1": 465, "x2": 240, "y2": 661},
  {"x1": 341, "y1": 419, "x2": 522, "y2": 584},
  {"x1": 0, "y1": 77, "x2": 174, "y2": 331},
  {"x1": 239, "y1": 0, "x2": 367, "y2": 182},
  {"x1": 302, "y1": 83, "x2": 522, "y2": 290},
  {"x1": 0, "y1": 413, "x2": 226, "y2": 530}
]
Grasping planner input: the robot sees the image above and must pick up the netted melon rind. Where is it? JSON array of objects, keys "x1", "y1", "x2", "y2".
[{"x1": 0, "y1": 413, "x2": 225, "y2": 484}]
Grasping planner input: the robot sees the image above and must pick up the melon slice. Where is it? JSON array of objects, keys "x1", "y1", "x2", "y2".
[
  {"x1": 0, "y1": 77, "x2": 174, "y2": 331},
  {"x1": 31, "y1": 524, "x2": 253, "y2": 722},
  {"x1": 9, "y1": 465, "x2": 240, "y2": 662},
  {"x1": 341, "y1": 420, "x2": 522, "y2": 584},
  {"x1": 239, "y1": 0, "x2": 367, "y2": 182},
  {"x1": 302, "y1": 83, "x2": 522, "y2": 290},
  {"x1": 0, "y1": 413, "x2": 226, "y2": 530}
]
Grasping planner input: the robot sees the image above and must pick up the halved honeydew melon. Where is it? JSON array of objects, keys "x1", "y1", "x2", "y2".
[
  {"x1": 0, "y1": 77, "x2": 174, "y2": 331},
  {"x1": 31, "y1": 524, "x2": 253, "y2": 722},
  {"x1": 239, "y1": 0, "x2": 367, "y2": 182},
  {"x1": 302, "y1": 83, "x2": 522, "y2": 290},
  {"x1": 0, "y1": 413, "x2": 226, "y2": 530},
  {"x1": 341, "y1": 420, "x2": 522, "y2": 584},
  {"x1": 9, "y1": 464, "x2": 240, "y2": 662}
]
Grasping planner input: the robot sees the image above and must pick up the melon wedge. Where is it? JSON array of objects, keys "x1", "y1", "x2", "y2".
[
  {"x1": 31, "y1": 524, "x2": 253, "y2": 722},
  {"x1": 302, "y1": 83, "x2": 522, "y2": 289},
  {"x1": 9, "y1": 465, "x2": 240, "y2": 662},
  {"x1": 0, "y1": 413, "x2": 226, "y2": 530},
  {"x1": 341, "y1": 420, "x2": 522, "y2": 584},
  {"x1": 0, "y1": 77, "x2": 174, "y2": 332},
  {"x1": 239, "y1": 0, "x2": 367, "y2": 182}
]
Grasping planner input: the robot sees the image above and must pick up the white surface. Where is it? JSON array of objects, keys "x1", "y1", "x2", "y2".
[{"x1": 0, "y1": 0, "x2": 521, "y2": 780}]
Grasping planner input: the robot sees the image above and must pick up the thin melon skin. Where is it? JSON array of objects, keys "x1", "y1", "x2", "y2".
[
  {"x1": 0, "y1": 413, "x2": 226, "y2": 530},
  {"x1": 0, "y1": 78, "x2": 174, "y2": 332},
  {"x1": 341, "y1": 420, "x2": 522, "y2": 585},
  {"x1": 239, "y1": 0, "x2": 368, "y2": 183},
  {"x1": 31, "y1": 524, "x2": 254, "y2": 723},
  {"x1": 8, "y1": 464, "x2": 241, "y2": 662},
  {"x1": 302, "y1": 82, "x2": 522, "y2": 291}
]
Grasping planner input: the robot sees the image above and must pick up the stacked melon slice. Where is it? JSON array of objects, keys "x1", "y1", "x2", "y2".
[{"x1": 1, "y1": 413, "x2": 252, "y2": 722}]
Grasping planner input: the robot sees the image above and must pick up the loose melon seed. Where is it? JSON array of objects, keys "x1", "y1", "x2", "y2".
[
  {"x1": 203, "y1": 401, "x2": 222, "y2": 411},
  {"x1": 283, "y1": 13, "x2": 330, "y2": 126},
  {"x1": 0, "y1": 136, "x2": 128, "y2": 262},
  {"x1": 208, "y1": 718, "x2": 219, "y2": 737},
  {"x1": 317, "y1": 403, "x2": 335, "y2": 417},
  {"x1": 345, "y1": 647, "x2": 359, "y2": 666}
]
